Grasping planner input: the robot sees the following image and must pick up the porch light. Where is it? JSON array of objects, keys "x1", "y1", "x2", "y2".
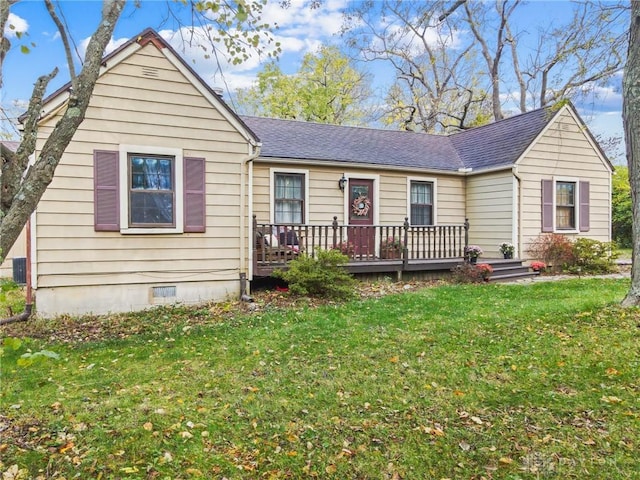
[{"x1": 338, "y1": 174, "x2": 347, "y2": 191}]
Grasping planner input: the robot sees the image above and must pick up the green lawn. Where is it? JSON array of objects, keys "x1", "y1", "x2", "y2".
[{"x1": 1, "y1": 278, "x2": 639, "y2": 479}]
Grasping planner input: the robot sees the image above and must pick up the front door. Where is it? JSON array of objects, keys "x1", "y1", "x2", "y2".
[{"x1": 348, "y1": 178, "x2": 375, "y2": 257}]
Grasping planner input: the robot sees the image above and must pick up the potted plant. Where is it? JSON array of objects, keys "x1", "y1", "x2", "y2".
[
  {"x1": 381, "y1": 236, "x2": 403, "y2": 259},
  {"x1": 464, "y1": 245, "x2": 483, "y2": 264},
  {"x1": 333, "y1": 241, "x2": 355, "y2": 258},
  {"x1": 498, "y1": 242, "x2": 515, "y2": 259}
]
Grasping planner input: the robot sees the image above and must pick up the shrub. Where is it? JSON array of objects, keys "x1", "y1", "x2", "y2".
[
  {"x1": 451, "y1": 263, "x2": 488, "y2": 283},
  {"x1": 568, "y1": 238, "x2": 618, "y2": 274},
  {"x1": 526, "y1": 234, "x2": 574, "y2": 273},
  {"x1": 530, "y1": 261, "x2": 546, "y2": 272},
  {"x1": 273, "y1": 249, "x2": 357, "y2": 299}
]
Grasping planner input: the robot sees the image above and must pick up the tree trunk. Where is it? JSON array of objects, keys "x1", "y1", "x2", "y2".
[
  {"x1": 0, "y1": 0, "x2": 125, "y2": 263},
  {"x1": 622, "y1": 2, "x2": 640, "y2": 307}
]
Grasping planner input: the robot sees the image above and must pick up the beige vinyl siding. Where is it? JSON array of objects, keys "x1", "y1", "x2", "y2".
[
  {"x1": 517, "y1": 109, "x2": 611, "y2": 257},
  {"x1": 466, "y1": 171, "x2": 515, "y2": 257},
  {"x1": 0, "y1": 228, "x2": 27, "y2": 279},
  {"x1": 253, "y1": 162, "x2": 465, "y2": 226},
  {"x1": 32, "y1": 43, "x2": 251, "y2": 316}
]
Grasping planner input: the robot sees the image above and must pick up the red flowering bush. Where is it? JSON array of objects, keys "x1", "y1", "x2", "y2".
[{"x1": 530, "y1": 261, "x2": 546, "y2": 272}]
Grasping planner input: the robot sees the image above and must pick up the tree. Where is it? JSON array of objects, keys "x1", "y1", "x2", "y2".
[
  {"x1": 1, "y1": 0, "x2": 126, "y2": 262},
  {"x1": 622, "y1": 1, "x2": 640, "y2": 306},
  {"x1": 341, "y1": 0, "x2": 487, "y2": 133},
  {"x1": 0, "y1": 0, "x2": 280, "y2": 264},
  {"x1": 236, "y1": 45, "x2": 373, "y2": 125},
  {"x1": 612, "y1": 166, "x2": 632, "y2": 248},
  {"x1": 462, "y1": 0, "x2": 627, "y2": 117},
  {"x1": 341, "y1": 0, "x2": 628, "y2": 128}
]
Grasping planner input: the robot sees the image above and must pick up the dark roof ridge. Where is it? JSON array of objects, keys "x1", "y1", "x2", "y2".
[{"x1": 239, "y1": 114, "x2": 442, "y2": 137}]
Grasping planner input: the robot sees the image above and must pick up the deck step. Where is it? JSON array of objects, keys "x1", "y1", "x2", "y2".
[{"x1": 481, "y1": 259, "x2": 540, "y2": 283}]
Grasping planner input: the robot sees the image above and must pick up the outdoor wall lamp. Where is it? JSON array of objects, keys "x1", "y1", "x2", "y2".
[{"x1": 338, "y1": 174, "x2": 347, "y2": 192}]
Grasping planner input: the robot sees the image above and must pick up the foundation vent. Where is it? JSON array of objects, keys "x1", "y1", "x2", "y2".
[{"x1": 152, "y1": 286, "x2": 177, "y2": 298}]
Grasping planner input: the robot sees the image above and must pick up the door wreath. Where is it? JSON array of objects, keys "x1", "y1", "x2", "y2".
[{"x1": 352, "y1": 195, "x2": 371, "y2": 216}]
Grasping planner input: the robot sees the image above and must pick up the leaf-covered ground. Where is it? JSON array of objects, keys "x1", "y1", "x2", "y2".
[{"x1": 1, "y1": 277, "x2": 638, "y2": 479}]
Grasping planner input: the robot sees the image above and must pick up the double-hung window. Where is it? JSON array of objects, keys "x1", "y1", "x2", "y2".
[
  {"x1": 129, "y1": 154, "x2": 175, "y2": 227},
  {"x1": 274, "y1": 173, "x2": 305, "y2": 224},
  {"x1": 555, "y1": 181, "x2": 575, "y2": 230},
  {"x1": 541, "y1": 178, "x2": 590, "y2": 233},
  {"x1": 94, "y1": 146, "x2": 206, "y2": 234},
  {"x1": 409, "y1": 180, "x2": 434, "y2": 225}
]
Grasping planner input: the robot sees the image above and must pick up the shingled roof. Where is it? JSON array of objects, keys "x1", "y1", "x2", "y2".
[
  {"x1": 241, "y1": 116, "x2": 465, "y2": 172},
  {"x1": 450, "y1": 107, "x2": 553, "y2": 170},
  {"x1": 241, "y1": 106, "x2": 562, "y2": 173}
]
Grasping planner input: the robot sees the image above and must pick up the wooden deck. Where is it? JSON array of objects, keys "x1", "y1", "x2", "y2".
[{"x1": 253, "y1": 216, "x2": 468, "y2": 278}]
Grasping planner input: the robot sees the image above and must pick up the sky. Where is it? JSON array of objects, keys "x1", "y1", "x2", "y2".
[{"x1": 1, "y1": 0, "x2": 628, "y2": 162}]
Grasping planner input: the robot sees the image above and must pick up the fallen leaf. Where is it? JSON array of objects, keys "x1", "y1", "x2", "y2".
[{"x1": 143, "y1": 422, "x2": 153, "y2": 431}]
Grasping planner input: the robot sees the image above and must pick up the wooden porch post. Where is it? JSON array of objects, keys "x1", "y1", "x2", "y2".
[
  {"x1": 252, "y1": 215, "x2": 258, "y2": 272},
  {"x1": 464, "y1": 218, "x2": 470, "y2": 254}
]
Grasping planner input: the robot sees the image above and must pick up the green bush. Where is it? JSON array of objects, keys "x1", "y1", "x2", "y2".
[
  {"x1": 568, "y1": 238, "x2": 618, "y2": 274},
  {"x1": 612, "y1": 166, "x2": 632, "y2": 248},
  {"x1": 273, "y1": 249, "x2": 357, "y2": 299},
  {"x1": 526, "y1": 233, "x2": 575, "y2": 273}
]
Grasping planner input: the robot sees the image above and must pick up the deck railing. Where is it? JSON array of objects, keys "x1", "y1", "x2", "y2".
[{"x1": 253, "y1": 216, "x2": 469, "y2": 271}]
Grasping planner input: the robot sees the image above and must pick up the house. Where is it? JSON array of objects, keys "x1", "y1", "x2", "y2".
[{"x1": 0, "y1": 29, "x2": 612, "y2": 318}]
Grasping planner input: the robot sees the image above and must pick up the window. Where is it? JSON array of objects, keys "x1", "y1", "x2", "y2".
[
  {"x1": 541, "y1": 178, "x2": 590, "y2": 233},
  {"x1": 274, "y1": 173, "x2": 304, "y2": 224},
  {"x1": 129, "y1": 154, "x2": 175, "y2": 227},
  {"x1": 410, "y1": 180, "x2": 434, "y2": 225},
  {"x1": 555, "y1": 181, "x2": 575, "y2": 230},
  {"x1": 94, "y1": 147, "x2": 205, "y2": 234}
]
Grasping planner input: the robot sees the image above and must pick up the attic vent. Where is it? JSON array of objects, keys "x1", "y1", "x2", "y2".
[
  {"x1": 141, "y1": 67, "x2": 160, "y2": 78},
  {"x1": 152, "y1": 286, "x2": 176, "y2": 298}
]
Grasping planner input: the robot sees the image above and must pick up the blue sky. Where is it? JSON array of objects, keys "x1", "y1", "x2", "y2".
[{"x1": 2, "y1": 0, "x2": 627, "y2": 161}]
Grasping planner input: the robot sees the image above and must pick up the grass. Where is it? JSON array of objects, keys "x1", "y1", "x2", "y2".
[
  {"x1": 1, "y1": 278, "x2": 639, "y2": 479},
  {"x1": 0, "y1": 278, "x2": 25, "y2": 317}
]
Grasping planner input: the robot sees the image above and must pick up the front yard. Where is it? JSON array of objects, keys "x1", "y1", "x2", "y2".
[{"x1": 1, "y1": 278, "x2": 638, "y2": 479}]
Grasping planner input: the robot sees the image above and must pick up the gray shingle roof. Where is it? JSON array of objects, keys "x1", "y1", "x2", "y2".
[
  {"x1": 449, "y1": 107, "x2": 553, "y2": 170},
  {"x1": 241, "y1": 106, "x2": 559, "y2": 173},
  {"x1": 241, "y1": 116, "x2": 465, "y2": 172}
]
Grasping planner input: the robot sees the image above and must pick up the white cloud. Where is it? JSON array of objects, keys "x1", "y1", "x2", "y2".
[
  {"x1": 78, "y1": 35, "x2": 129, "y2": 62},
  {"x1": 4, "y1": 13, "x2": 28, "y2": 39}
]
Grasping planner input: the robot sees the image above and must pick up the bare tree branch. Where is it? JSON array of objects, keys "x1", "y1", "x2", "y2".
[{"x1": 45, "y1": 0, "x2": 76, "y2": 81}]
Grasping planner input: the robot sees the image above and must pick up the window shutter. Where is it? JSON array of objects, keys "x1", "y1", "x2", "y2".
[
  {"x1": 184, "y1": 157, "x2": 206, "y2": 233},
  {"x1": 541, "y1": 179, "x2": 554, "y2": 232},
  {"x1": 579, "y1": 180, "x2": 590, "y2": 232},
  {"x1": 94, "y1": 150, "x2": 120, "y2": 231}
]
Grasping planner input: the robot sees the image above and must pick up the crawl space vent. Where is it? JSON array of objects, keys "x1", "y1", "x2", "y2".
[{"x1": 152, "y1": 286, "x2": 177, "y2": 298}]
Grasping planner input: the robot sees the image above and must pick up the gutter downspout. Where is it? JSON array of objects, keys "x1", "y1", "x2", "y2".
[
  {"x1": 0, "y1": 219, "x2": 33, "y2": 325},
  {"x1": 512, "y1": 165, "x2": 523, "y2": 258},
  {"x1": 240, "y1": 141, "x2": 261, "y2": 291}
]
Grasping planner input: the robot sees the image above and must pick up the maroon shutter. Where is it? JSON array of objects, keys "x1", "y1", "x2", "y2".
[
  {"x1": 579, "y1": 180, "x2": 590, "y2": 232},
  {"x1": 184, "y1": 157, "x2": 206, "y2": 233},
  {"x1": 541, "y1": 179, "x2": 554, "y2": 232},
  {"x1": 94, "y1": 150, "x2": 120, "y2": 231}
]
